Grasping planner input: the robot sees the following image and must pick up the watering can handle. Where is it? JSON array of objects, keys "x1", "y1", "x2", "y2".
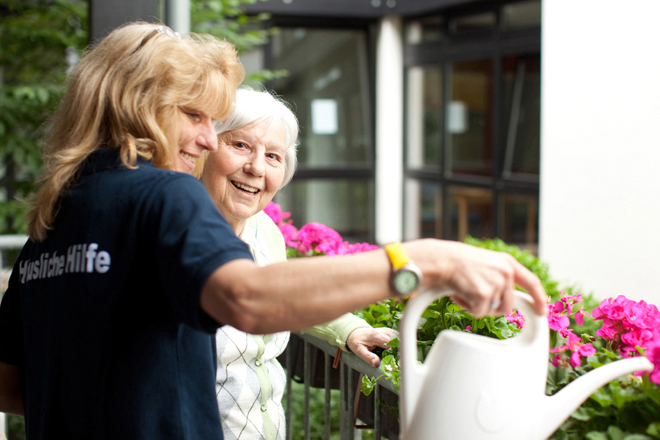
[
  {"x1": 399, "y1": 288, "x2": 452, "y2": 432},
  {"x1": 399, "y1": 289, "x2": 543, "y2": 432}
]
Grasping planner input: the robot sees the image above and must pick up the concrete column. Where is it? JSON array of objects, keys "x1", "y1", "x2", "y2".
[
  {"x1": 166, "y1": 0, "x2": 190, "y2": 34},
  {"x1": 375, "y1": 15, "x2": 404, "y2": 245}
]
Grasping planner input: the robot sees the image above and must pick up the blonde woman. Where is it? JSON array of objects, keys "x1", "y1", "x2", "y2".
[{"x1": 0, "y1": 22, "x2": 547, "y2": 440}]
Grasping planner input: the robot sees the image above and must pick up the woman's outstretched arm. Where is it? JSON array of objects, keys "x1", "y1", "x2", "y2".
[{"x1": 201, "y1": 239, "x2": 547, "y2": 335}]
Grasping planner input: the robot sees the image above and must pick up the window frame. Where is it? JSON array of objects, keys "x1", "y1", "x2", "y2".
[
  {"x1": 264, "y1": 18, "x2": 379, "y2": 242},
  {"x1": 403, "y1": 3, "x2": 541, "y2": 245}
]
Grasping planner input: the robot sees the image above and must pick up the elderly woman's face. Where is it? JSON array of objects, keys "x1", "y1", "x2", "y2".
[{"x1": 201, "y1": 118, "x2": 286, "y2": 229}]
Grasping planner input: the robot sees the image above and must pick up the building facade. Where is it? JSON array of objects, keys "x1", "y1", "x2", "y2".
[{"x1": 243, "y1": 0, "x2": 542, "y2": 253}]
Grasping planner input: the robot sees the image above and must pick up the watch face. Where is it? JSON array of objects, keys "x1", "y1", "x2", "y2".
[{"x1": 394, "y1": 269, "x2": 420, "y2": 295}]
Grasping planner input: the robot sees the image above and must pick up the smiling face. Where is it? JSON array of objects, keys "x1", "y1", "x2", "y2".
[
  {"x1": 173, "y1": 107, "x2": 218, "y2": 174},
  {"x1": 201, "y1": 118, "x2": 287, "y2": 234}
]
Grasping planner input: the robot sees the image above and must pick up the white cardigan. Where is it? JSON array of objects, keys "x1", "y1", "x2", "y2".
[{"x1": 215, "y1": 212, "x2": 371, "y2": 440}]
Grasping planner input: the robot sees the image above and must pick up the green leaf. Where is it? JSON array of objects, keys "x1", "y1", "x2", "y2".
[
  {"x1": 361, "y1": 375, "x2": 377, "y2": 396},
  {"x1": 36, "y1": 87, "x2": 49, "y2": 104},
  {"x1": 646, "y1": 422, "x2": 660, "y2": 439},
  {"x1": 421, "y1": 309, "x2": 440, "y2": 319},
  {"x1": 607, "y1": 425, "x2": 626, "y2": 440},
  {"x1": 585, "y1": 433, "x2": 609, "y2": 440},
  {"x1": 361, "y1": 312, "x2": 375, "y2": 326},
  {"x1": 371, "y1": 304, "x2": 390, "y2": 316},
  {"x1": 571, "y1": 406, "x2": 594, "y2": 422}
]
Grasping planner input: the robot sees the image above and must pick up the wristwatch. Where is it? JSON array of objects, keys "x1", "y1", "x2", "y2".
[{"x1": 384, "y1": 242, "x2": 423, "y2": 296}]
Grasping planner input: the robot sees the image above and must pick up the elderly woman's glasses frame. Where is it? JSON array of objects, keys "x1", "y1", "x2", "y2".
[{"x1": 131, "y1": 25, "x2": 182, "y2": 55}]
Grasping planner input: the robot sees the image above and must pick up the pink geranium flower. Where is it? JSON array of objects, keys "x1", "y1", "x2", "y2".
[
  {"x1": 574, "y1": 307, "x2": 588, "y2": 326},
  {"x1": 550, "y1": 300, "x2": 565, "y2": 314},
  {"x1": 646, "y1": 340, "x2": 660, "y2": 384},
  {"x1": 278, "y1": 223, "x2": 298, "y2": 248},
  {"x1": 295, "y1": 222, "x2": 343, "y2": 254},
  {"x1": 264, "y1": 202, "x2": 291, "y2": 226},
  {"x1": 548, "y1": 314, "x2": 570, "y2": 332},
  {"x1": 505, "y1": 310, "x2": 525, "y2": 329},
  {"x1": 621, "y1": 328, "x2": 655, "y2": 354},
  {"x1": 551, "y1": 353, "x2": 562, "y2": 367},
  {"x1": 552, "y1": 331, "x2": 596, "y2": 369}
]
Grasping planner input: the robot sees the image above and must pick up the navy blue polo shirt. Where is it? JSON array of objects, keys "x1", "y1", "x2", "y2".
[{"x1": 0, "y1": 148, "x2": 253, "y2": 439}]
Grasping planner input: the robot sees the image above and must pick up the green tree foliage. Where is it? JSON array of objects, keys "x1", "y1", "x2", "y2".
[
  {"x1": 0, "y1": 0, "x2": 87, "y2": 234},
  {"x1": 0, "y1": 0, "x2": 283, "y2": 236},
  {"x1": 191, "y1": 0, "x2": 287, "y2": 85}
]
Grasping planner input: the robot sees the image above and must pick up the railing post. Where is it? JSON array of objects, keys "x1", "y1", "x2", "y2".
[
  {"x1": 286, "y1": 343, "x2": 293, "y2": 440},
  {"x1": 374, "y1": 384, "x2": 381, "y2": 440},
  {"x1": 347, "y1": 367, "x2": 355, "y2": 439},
  {"x1": 324, "y1": 352, "x2": 331, "y2": 440},
  {"x1": 340, "y1": 362, "x2": 357, "y2": 439},
  {"x1": 303, "y1": 340, "x2": 311, "y2": 440}
]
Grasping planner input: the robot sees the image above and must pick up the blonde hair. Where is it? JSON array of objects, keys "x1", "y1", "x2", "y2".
[{"x1": 27, "y1": 22, "x2": 244, "y2": 241}]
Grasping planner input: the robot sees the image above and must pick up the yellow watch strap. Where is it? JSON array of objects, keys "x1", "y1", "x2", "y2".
[{"x1": 384, "y1": 242, "x2": 409, "y2": 270}]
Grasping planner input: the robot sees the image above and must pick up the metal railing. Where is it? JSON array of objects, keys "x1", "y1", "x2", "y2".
[
  {"x1": 0, "y1": 235, "x2": 28, "y2": 437},
  {"x1": 283, "y1": 333, "x2": 400, "y2": 440}
]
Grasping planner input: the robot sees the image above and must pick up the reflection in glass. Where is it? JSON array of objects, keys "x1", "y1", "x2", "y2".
[
  {"x1": 405, "y1": 15, "x2": 445, "y2": 44},
  {"x1": 274, "y1": 179, "x2": 373, "y2": 243},
  {"x1": 448, "y1": 186, "x2": 493, "y2": 242},
  {"x1": 271, "y1": 29, "x2": 370, "y2": 167},
  {"x1": 449, "y1": 12, "x2": 496, "y2": 34},
  {"x1": 503, "y1": 55, "x2": 541, "y2": 178},
  {"x1": 447, "y1": 60, "x2": 493, "y2": 177},
  {"x1": 404, "y1": 180, "x2": 442, "y2": 240},
  {"x1": 499, "y1": 193, "x2": 538, "y2": 254},
  {"x1": 407, "y1": 67, "x2": 442, "y2": 168},
  {"x1": 502, "y1": 1, "x2": 542, "y2": 29}
]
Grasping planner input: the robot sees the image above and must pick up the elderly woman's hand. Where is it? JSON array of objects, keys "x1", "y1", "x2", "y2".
[{"x1": 346, "y1": 327, "x2": 398, "y2": 367}]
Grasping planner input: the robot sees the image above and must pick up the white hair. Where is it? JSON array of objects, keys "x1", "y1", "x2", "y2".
[{"x1": 214, "y1": 87, "x2": 299, "y2": 186}]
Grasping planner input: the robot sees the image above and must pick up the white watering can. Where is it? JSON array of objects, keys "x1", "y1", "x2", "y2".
[{"x1": 399, "y1": 289, "x2": 654, "y2": 440}]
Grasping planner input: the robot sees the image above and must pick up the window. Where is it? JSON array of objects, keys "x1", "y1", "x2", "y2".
[
  {"x1": 269, "y1": 27, "x2": 374, "y2": 242},
  {"x1": 404, "y1": 3, "x2": 540, "y2": 253}
]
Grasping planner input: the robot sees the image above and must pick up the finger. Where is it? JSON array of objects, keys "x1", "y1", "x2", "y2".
[
  {"x1": 374, "y1": 330, "x2": 398, "y2": 348},
  {"x1": 497, "y1": 277, "x2": 514, "y2": 316},
  {"x1": 451, "y1": 295, "x2": 472, "y2": 312},
  {"x1": 511, "y1": 261, "x2": 547, "y2": 316},
  {"x1": 491, "y1": 259, "x2": 514, "y2": 316},
  {"x1": 473, "y1": 282, "x2": 494, "y2": 319},
  {"x1": 353, "y1": 344, "x2": 380, "y2": 367}
]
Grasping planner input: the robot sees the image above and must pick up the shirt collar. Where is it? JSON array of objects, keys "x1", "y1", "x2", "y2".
[{"x1": 80, "y1": 148, "x2": 155, "y2": 176}]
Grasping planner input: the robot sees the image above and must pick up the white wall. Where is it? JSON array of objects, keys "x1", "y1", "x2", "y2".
[{"x1": 540, "y1": 1, "x2": 660, "y2": 306}]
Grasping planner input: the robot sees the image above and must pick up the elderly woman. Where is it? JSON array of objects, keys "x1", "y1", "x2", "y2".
[{"x1": 198, "y1": 88, "x2": 396, "y2": 440}]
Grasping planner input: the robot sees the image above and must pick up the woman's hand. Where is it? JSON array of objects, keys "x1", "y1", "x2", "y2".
[
  {"x1": 406, "y1": 239, "x2": 548, "y2": 319},
  {"x1": 346, "y1": 327, "x2": 398, "y2": 367}
]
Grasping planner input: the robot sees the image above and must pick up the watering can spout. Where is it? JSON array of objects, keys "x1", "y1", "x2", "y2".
[{"x1": 538, "y1": 356, "x2": 654, "y2": 440}]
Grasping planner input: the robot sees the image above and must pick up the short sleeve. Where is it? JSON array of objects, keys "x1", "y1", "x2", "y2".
[{"x1": 145, "y1": 175, "x2": 253, "y2": 332}]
